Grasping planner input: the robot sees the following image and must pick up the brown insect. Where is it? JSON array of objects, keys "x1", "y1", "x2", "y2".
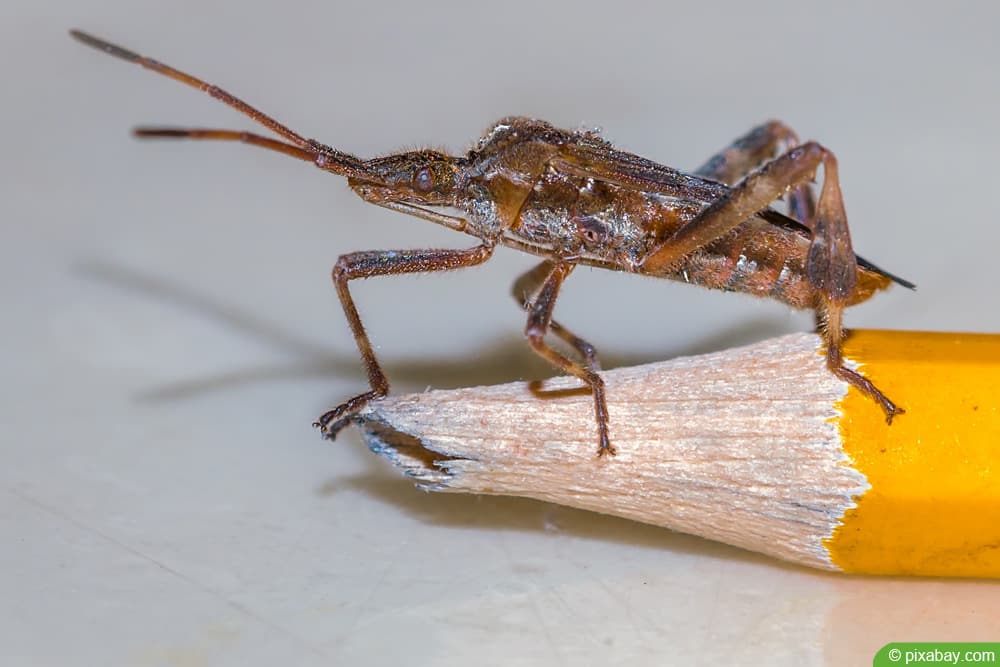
[{"x1": 71, "y1": 30, "x2": 912, "y2": 457}]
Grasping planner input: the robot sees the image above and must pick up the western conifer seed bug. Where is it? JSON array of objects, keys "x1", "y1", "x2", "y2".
[{"x1": 71, "y1": 30, "x2": 913, "y2": 457}]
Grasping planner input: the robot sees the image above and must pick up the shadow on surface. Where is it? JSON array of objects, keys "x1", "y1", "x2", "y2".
[
  {"x1": 323, "y1": 460, "x2": 799, "y2": 572},
  {"x1": 81, "y1": 257, "x2": 810, "y2": 570},
  {"x1": 79, "y1": 258, "x2": 796, "y2": 400}
]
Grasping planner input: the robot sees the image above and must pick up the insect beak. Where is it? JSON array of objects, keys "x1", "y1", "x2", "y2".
[{"x1": 349, "y1": 179, "x2": 398, "y2": 204}]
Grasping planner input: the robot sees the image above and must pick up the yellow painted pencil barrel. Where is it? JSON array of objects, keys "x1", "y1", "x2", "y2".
[
  {"x1": 828, "y1": 330, "x2": 1000, "y2": 577},
  {"x1": 357, "y1": 330, "x2": 1000, "y2": 578}
]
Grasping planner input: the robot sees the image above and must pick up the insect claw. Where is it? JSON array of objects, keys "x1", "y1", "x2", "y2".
[
  {"x1": 312, "y1": 419, "x2": 334, "y2": 438},
  {"x1": 884, "y1": 405, "x2": 905, "y2": 425},
  {"x1": 313, "y1": 410, "x2": 357, "y2": 440}
]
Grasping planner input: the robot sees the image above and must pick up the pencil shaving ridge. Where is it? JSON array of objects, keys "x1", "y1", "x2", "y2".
[{"x1": 358, "y1": 332, "x2": 869, "y2": 570}]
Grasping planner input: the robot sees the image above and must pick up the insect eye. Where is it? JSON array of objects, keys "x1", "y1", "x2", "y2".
[{"x1": 413, "y1": 166, "x2": 435, "y2": 193}]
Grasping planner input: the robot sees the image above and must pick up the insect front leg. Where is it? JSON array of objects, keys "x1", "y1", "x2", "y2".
[
  {"x1": 523, "y1": 261, "x2": 614, "y2": 457},
  {"x1": 314, "y1": 244, "x2": 495, "y2": 438},
  {"x1": 512, "y1": 260, "x2": 601, "y2": 370},
  {"x1": 642, "y1": 142, "x2": 903, "y2": 423},
  {"x1": 695, "y1": 120, "x2": 815, "y2": 225}
]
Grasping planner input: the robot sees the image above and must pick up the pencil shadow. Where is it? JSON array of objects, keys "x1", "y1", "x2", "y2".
[
  {"x1": 78, "y1": 258, "x2": 797, "y2": 401},
  {"x1": 324, "y1": 462, "x2": 796, "y2": 571}
]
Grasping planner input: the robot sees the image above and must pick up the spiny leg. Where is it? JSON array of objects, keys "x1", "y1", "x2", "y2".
[
  {"x1": 642, "y1": 142, "x2": 901, "y2": 422},
  {"x1": 524, "y1": 262, "x2": 614, "y2": 457},
  {"x1": 512, "y1": 260, "x2": 601, "y2": 370},
  {"x1": 696, "y1": 120, "x2": 816, "y2": 228},
  {"x1": 314, "y1": 244, "x2": 495, "y2": 438}
]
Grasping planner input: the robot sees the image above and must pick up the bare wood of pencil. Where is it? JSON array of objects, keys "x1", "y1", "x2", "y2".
[
  {"x1": 355, "y1": 328, "x2": 1000, "y2": 578},
  {"x1": 356, "y1": 332, "x2": 860, "y2": 572}
]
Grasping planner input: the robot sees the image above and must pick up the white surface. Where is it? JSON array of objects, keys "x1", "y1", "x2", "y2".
[{"x1": 4, "y1": 1, "x2": 1000, "y2": 665}]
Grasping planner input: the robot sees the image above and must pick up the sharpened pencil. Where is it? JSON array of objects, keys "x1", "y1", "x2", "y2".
[{"x1": 355, "y1": 330, "x2": 1000, "y2": 577}]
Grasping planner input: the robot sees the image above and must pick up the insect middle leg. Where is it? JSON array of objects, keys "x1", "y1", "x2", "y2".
[
  {"x1": 643, "y1": 143, "x2": 903, "y2": 423},
  {"x1": 694, "y1": 120, "x2": 816, "y2": 225},
  {"x1": 314, "y1": 244, "x2": 495, "y2": 438},
  {"x1": 523, "y1": 261, "x2": 614, "y2": 457},
  {"x1": 512, "y1": 260, "x2": 601, "y2": 370}
]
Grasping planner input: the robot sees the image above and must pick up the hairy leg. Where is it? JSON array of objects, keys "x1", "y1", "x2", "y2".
[
  {"x1": 522, "y1": 262, "x2": 614, "y2": 456},
  {"x1": 315, "y1": 244, "x2": 495, "y2": 438},
  {"x1": 512, "y1": 260, "x2": 601, "y2": 370},
  {"x1": 819, "y1": 298, "x2": 904, "y2": 423}
]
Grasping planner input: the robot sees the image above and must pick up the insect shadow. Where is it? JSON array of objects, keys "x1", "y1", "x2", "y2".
[
  {"x1": 79, "y1": 256, "x2": 813, "y2": 564},
  {"x1": 76, "y1": 258, "x2": 795, "y2": 401}
]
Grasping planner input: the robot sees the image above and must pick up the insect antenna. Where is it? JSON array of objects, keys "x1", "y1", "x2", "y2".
[
  {"x1": 132, "y1": 127, "x2": 318, "y2": 163},
  {"x1": 69, "y1": 30, "x2": 368, "y2": 178}
]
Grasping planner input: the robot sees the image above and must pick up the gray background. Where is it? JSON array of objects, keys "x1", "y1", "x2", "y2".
[{"x1": 4, "y1": 1, "x2": 999, "y2": 665}]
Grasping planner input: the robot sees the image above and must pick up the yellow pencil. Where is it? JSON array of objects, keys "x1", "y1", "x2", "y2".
[{"x1": 355, "y1": 330, "x2": 1000, "y2": 578}]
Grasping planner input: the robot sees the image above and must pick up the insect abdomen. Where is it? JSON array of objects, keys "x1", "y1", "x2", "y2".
[
  {"x1": 652, "y1": 218, "x2": 808, "y2": 307},
  {"x1": 658, "y1": 217, "x2": 892, "y2": 309}
]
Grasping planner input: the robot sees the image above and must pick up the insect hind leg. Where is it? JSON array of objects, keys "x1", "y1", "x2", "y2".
[
  {"x1": 643, "y1": 141, "x2": 903, "y2": 423},
  {"x1": 818, "y1": 299, "x2": 904, "y2": 423},
  {"x1": 695, "y1": 120, "x2": 816, "y2": 228}
]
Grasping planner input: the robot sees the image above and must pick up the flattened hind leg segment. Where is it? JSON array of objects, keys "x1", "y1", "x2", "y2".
[{"x1": 820, "y1": 299, "x2": 904, "y2": 423}]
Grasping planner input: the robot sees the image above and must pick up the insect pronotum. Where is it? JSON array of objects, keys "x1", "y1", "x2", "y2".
[{"x1": 71, "y1": 30, "x2": 913, "y2": 457}]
